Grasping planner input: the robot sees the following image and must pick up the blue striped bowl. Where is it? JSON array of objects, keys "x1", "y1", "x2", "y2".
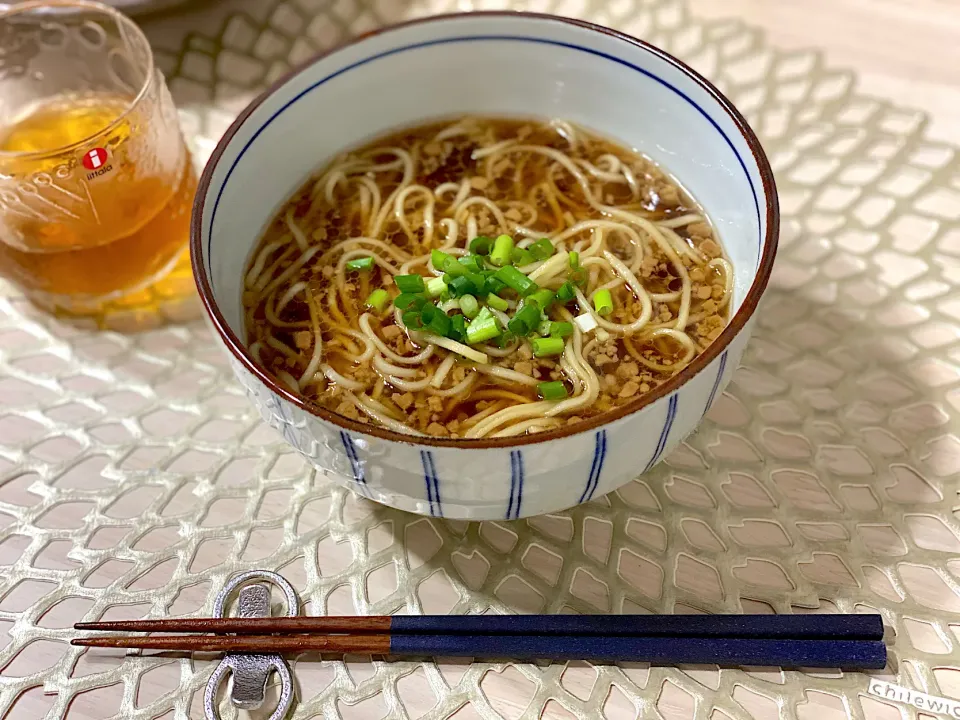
[{"x1": 192, "y1": 12, "x2": 778, "y2": 520}]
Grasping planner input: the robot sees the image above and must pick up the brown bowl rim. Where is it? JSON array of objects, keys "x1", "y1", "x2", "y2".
[{"x1": 190, "y1": 10, "x2": 780, "y2": 450}]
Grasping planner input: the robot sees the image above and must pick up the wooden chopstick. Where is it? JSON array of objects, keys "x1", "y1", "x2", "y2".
[
  {"x1": 73, "y1": 634, "x2": 391, "y2": 653},
  {"x1": 70, "y1": 633, "x2": 887, "y2": 669},
  {"x1": 74, "y1": 613, "x2": 884, "y2": 640}
]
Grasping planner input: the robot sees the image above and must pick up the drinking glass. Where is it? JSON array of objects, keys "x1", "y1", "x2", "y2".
[{"x1": 0, "y1": 0, "x2": 196, "y2": 317}]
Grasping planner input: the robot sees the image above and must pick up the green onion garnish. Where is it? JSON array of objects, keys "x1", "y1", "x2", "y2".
[
  {"x1": 448, "y1": 275, "x2": 476, "y2": 297},
  {"x1": 460, "y1": 294, "x2": 480, "y2": 319},
  {"x1": 395, "y1": 274, "x2": 425, "y2": 294},
  {"x1": 494, "y1": 265, "x2": 538, "y2": 296},
  {"x1": 426, "y1": 276, "x2": 448, "y2": 298},
  {"x1": 421, "y1": 304, "x2": 451, "y2": 336},
  {"x1": 569, "y1": 251, "x2": 580, "y2": 270},
  {"x1": 438, "y1": 298, "x2": 461, "y2": 314},
  {"x1": 442, "y1": 256, "x2": 467, "y2": 277},
  {"x1": 486, "y1": 293, "x2": 509, "y2": 311},
  {"x1": 540, "y1": 320, "x2": 573, "y2": 338},
  {"x1": 347, "y1": 256, "x2": 374, "y2": 271},
  {"x1": 556, "y1": 281, "x2": 576, "y2": 303},
  {"x1": 401, "y1": 310, "x2": 423, "y2": 329},
  {"x1": 394, "y1": 293, "x2": 425, "y2": 310},
  {"x1": 496, "y1": 331, "x2": 516, "y2": 349},
  {"x1": 423, "y1": 313, "x2": 450, "y2": 337},
  {"x1": 508, "y1": 302, "x2": 542, "y2": 336},
  {"x1": 458, "y1": 254, "x2": 484, "y2": 273},
  {"x1": 511, "y1": 247, "x2": 535, "y2": 266},
  {"x1": 490, "y1": 234, "x2": 514, "y2": 267},
  {"x1": 432, "y1": 249, "x2": 467, "y2": 277},
  {"x1": 531, "y1": 336, "x2": 565, "y2": 357},
  {"x1": 466, "y1": 314, "x2": 501, "y2": 344},
  {"x1": 538, "y1": 381, "x2": 568, "y2": 401},
  {"x1": 365, "y1": 289, "x2": 389, "y2": 312},
  {"x1": 484, "y1": 276, "x2": 507, "y2": 295},
  {"x1": 529, "y1": 238, "x2": 555, "y2": 260},
  {"x1": 528, "y1": 288, "x2": 555, "y2": 310},
  {"x1": 450, "y1": 314, "x2": 467, "y2": 342},
  {"x1": 466, "y1": 272, "x2": 486, "y2": 291},
  {"x1": 593, "y1": 288, "x2": 614, "y2": 316},
  {"x1": 550, "y1": 321, "x2": 574, "y2": 338},
  {"x1": 530, "y1": 337, "x2": 563, "y2": 357},
  {"x1": 571, "y1": 268, "x2": 588, "y2": 286},
  {"x1": 469, "y1": 236, "x2": 493, "y2": 255},
  {"x1": 474, "y1": 305, "x2": 494, "y2": 323}
]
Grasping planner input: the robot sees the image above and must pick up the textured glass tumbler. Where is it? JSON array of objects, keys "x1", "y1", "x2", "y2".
[{"x1": 0, "y1": 0, "x2": 196, "y2": 317}]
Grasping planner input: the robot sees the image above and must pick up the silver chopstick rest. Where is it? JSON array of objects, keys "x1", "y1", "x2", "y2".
[{"x1": 203, "y1": 570, "x2": 300, "y2": 720}]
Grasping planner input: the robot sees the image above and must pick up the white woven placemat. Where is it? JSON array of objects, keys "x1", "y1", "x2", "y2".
[{"x1": 1, "y1": 0, "x2": 958, "y2": 717}]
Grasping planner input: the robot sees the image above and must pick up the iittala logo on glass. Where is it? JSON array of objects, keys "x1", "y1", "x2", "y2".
[{"x1": 82, "y1": 147, "x2": 112, "y2": 178}]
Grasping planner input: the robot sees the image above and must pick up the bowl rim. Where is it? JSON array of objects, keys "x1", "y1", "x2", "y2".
[{"x1": 191, "y1": 10, "x2": 780, "y2": 450}]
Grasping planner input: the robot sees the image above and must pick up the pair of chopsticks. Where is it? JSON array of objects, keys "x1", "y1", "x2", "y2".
[{"x1": 73, "y1": 614, "x2": 887, "y2": 669}]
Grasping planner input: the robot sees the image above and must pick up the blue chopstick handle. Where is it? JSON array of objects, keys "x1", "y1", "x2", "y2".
[
  {"x1": 389, "y1": 635, "x2": 887, "y2": 669},
  {"x1": 390, "y1": 614, "x2": 883, "y2": 640}
]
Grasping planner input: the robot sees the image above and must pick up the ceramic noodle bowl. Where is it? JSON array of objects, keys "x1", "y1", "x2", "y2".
[{"x1": 191, "y1": 12, "x2": 778, "y2": 520}]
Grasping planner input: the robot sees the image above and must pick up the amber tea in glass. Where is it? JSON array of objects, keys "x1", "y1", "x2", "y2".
[{"x1": 0, "y1": 0, "x2": 196, "y2": 316}]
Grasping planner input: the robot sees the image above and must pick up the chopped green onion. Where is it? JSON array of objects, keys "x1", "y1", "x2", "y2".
[
  {"x1": 395, "y1": 274, "x2": 425, "y2": 293},
  {"x1": 442, "y1": 256, "x2": 467, "y2": 277},
  {"x1": 494, "y1": 265, "x2": 538, "y2": 296},
  {"x1": 486, "y1": 293, "x2": 509, "y2": 311},
  {"x1": 508, "y1": 302, "x2": 542, "y2": 336},
  {"x1": 401, "y1": 310, "x2": 423, "y2": 329},
  {"x1": 551, "y1": 321, "x2": 574, "y2": 338},
  {"x1": 347, "y1": 256, "x2": 374, "y2": 271},
  {"x1": 420, "y1": 304, "x2": 451, "y2": 336},
  {"x1": 458, "y1": 254, "x2": 484, "y2": 273},
  {"x1": 365, "y1": 289, "x2": 389, "y2": 312},
  {"x1": 569, "y1": 251, "x2": 580, "y2": 270},
  {"x1": 394, "y1": 293, "x2": 425, "y2": 311},
  {"x1": 540, "y1": 320, "x2": 573, "y2": 338},
  {"x1": 484, "y1": 276, "x2": 507, "y2": 295},
  {"x1": 528, "y1": 288, "x2": 555, "y2": 310},
  {"x1": 575, "y1": 312, "x2": 598, "y2": 333},
  {"x1": 490, "y1": 234, "x2": 514, "y2": 267},
  {"x1": 570, "y1": 267, "x2": 588, "y2": 286},
  {"x1": 556, "y1": 281, "x2": 577, "y2": 303},
  {"x1": 426, "y1": 276, "x2": 448, "y2": 298},
  {"x1": 438, "y1": 298, "x2": 461, "y2": 314},
  {"x1": 511, "y1": 247, "x2": 535, "y2": 266},
  {"x1": 529, "y1": 237, "x2": 555, "y2": 260},
  {"x1": 531, "y1": 336, "x2": 565, "y2": 357},
  {"x1": 469, "y1": 236, "x2": 493, "y2": 255},
  {"x1": 460, "y1": 294, "x2": 480, "y2": 319},
  {"x1": 448, "y1": 275, "x2": 476, "y2": 297},
  {"x1": 473, "y1": 306, "x2": 494, "y2": 325},
  {"x1": 466, "y1": 272, "x2": 486, "y2": 292},
  {"x1": 538, "y1": 381, "x2": 569, "y2": 401},
  {"x1": 466, "y1": 314, "x2": 501, "y2": 344},
  {"x1": 496, "y1": 331, "x2": 516, "y2": 349},
  {"x1": 593, "y1": 288, "x2": 614, "y2": 316},
  {"x1": 432, "y1": 249, "x2": 453, "y2": 269},
  {"x1": 450, "y1": 314, "x2": 467, "y2": 342},
  {"x1": 432, "y1": 249, "x2": 467, "y2": 277}
]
